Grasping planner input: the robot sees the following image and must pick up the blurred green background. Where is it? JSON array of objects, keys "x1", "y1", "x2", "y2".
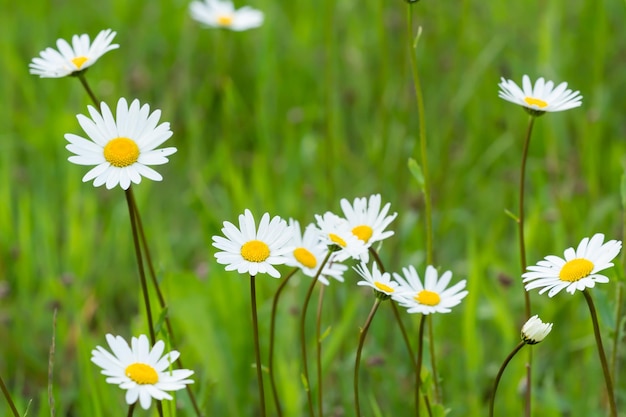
[{"x1": 1, "y1": 0, "x2": 625, "y2": 415}]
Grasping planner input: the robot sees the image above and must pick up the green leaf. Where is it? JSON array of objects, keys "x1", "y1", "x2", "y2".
[{"x1": 408, "y1": 158, "x2": 425, "y2": 192}]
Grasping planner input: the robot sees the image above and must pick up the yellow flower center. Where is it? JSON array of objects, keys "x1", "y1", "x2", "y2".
[
  {"x1": 294, "y1": 247, "x2": 317, "y2": 269},
  {"x1": 125, "y1": 363, "x2": 158, "y2": 385},
  {"x1": 524, "y1": 97, "x2": 548, "y2": 108},
  {"x1": 352, "y1": 225, "x2": 373, "y2": 243},
  {"x1": 103, "y1": 137, "x2": 140, "y2": 167},
  {"x1": 374, "y1": 281, "x2": 394, "y2": 293},
  {"x1": 71, "y1": 56, "x2": 89, "y2": 69},
  {"x1": 329, "y1": 233, "x2": 347, "y2": 247},
  {"x1": 241, "y1": 240, "x2": 270, "y2": 262},
  {"x1": 415, "y1": 290, "x2": 441, "y2": 306},
  {"x1": 559, "y1": 258, "x2": 594, "y2": 282},
  {"x1": 217, "y1": 15, "x2": 234, "y2": 26}
]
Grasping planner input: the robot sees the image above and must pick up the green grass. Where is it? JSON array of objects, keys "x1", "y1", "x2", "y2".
[{"x1": 2, "y1": 0, "x2": 626, "y2": 415}]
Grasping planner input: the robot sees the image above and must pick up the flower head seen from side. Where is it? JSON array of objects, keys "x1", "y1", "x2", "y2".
[
  {"x1": 521, "y1": 315, "x2": 553, "y2": 345},
  {"x1": 284, "y1": 219, "x2": 347, "y2": 285},
  {"x1": 340, "y1": 194, "x2": 397, "y2": 250},
  {"x1": 315, "y1": 211, "x2": 368, "y2": 262},
  {"x1": 29, "y1": 29, "x2": 119, "y2": 78},
  {"x1": 354, "y1": 262, "x2": 398, "y2": 299},
  {"x1": 522, "y1": 233, "x2": 622, "y2": 297},
  {"x1": 498, "y1": 74, "x2": 582, "y2": 115},
  {"x1": 190, "y1": 0, "x2": 264, "y2": 31},
  {"x1": 65, "y1": 98, "x2": 177, "y2": 190},
  {"x1": 213, "y1": 209, "x2": 293, "y2": 278},
  {"x1": 91, "y1": 334, "x2": 194, "y2": 410},
  {"x1": 392, "y1": 265, "x2": 468, "y2": 315}
]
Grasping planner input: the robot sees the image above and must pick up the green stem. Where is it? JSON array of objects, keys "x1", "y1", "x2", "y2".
[
  {"x1": 354, "y1": 298, "x2": 382, "y2": 417},
  {"x1": 415, "y1": 314, "x2": 427, "y2": 417},
  {"x1": 0, "y1": 375, "x2": 20, "y2": 417},
  {"x1": 75, "y1": 72, "x2": 99, "y2": 107},
  {"x1": 489, "y1": 341, "x2": 526, "y2": 417},
  {"x1": 316, "y1": 284, "x2": 326, "y2": 417},
  {"x1": 127, "y1": 403, "x2": 135, "y2": 417},
  {"x1": 250, "y1": 275, "x2": 267, "y2": 417},
  {"x1": 268, "y1": 268, "x2": 298, "y2": 417},
  {"x1": 300, "y1": 252, "x2": 332, "y2": 417},
  {"x1": 582, "y1": 290, "x2": 618, "y2": 417}
]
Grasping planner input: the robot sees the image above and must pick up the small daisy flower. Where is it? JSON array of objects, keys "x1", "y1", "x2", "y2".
[
  {"x1": 521, "y1": 315, "x2": 553, "y2": 345},
  {"x1": 29, "y1": 29, "x2": 119, "y2": 78},
  {"x1": 340, "y1": 194, "x2": 397, "y2": 248},
  {"x1": 498, "y1": 74, "x2": 582, "y2": 115},
  {"x1": 190, "y1": 0, "x2": 264, "y2": 31},
  {"x1": 522, "y1": 233, "x2": 622, "y2": 297},
  {"x1": 91, "y1": 334, "x2": 194, "y2": 410},
  {"x1": 284, "y1": 220, "x2": 347, "y2": 285},
  {"x1": 315, "y1": 212, "x2": 368, "y2": 262},
  {"x1": 354, "y1": 262, "x2": 398, "y2": 299},
  {"x1": 392, "y1": 265, "x2": 468, "y2": 315},
  {"x1": 213, "y1": 209, "x2": 293, "y2": 278},
  {"x1": 65, "y1": 98, "x2": 177, "y2": 190}
]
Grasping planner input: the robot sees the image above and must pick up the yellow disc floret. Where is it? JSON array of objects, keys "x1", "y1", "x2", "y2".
[
  {"x1": 72, "y1": 56, "x2": 89, "y2": 69},
  {"x1": 559, "y1": 258, "x2": 594, "y2": 282},
  {"x1": 329, "y1": 233, "x2": 347, "y2": 248},
  {"x1": 524, "y1": 97, "x2": 548, "y2": 108},
  {"x1": 294, "y1": 247, "x2": 317, "y2": 269},
  {"x1": 374, "y1": 281, "x2": 394, "y2": 293},
  {"x1": 217, "y1": 15, "x2": 234, "y2": 26},
  {"x1": 352, "y1": 225, "x2": 373, "y2": 243},
  {"x1": 125, "y1": 363, "x2": 159, "y2": 385},
  {"x1": 241, "y1": 240, "x2": 270, "y2": 262},
  {"x1": 415, "y1": 290, "x2": 441, "y2": 306},
  {"x1": 104, "y1": 137, "x2": 140, "y2": 167}
]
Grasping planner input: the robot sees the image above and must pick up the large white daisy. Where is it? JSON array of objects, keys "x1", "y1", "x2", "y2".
[
  {"x1": 340, "y1": 194, "x2": 397, "y2": 249},
  {"x1": 213, "y1": 209, "x2": 293, "y2": 278},
  {"x1": 29, "y1": 29, "x2": 119, "y2": 78},
  {"x1": 522, "y1": 233, "x2": 622, "y2": 297},
  {"x1": 190, "y1": 0, "x2": 264, "y2": 31},
  {"x1": 498, "y1": 74, "x2": 582, "y2": 114},
  {"x1": 354, "y1": 262, "x2": 398, "y2": 298},
  {"x1": 65, "y1": 98, "x2": 177, "y2": 190},
  {"x1": 392, "y1": 265, "x2": 468, "y2": 315},
  {"x1": 284, "y1": 219, "x2": 347, "y2": 285},
  {"x1": 315, "y1": 211, "x2": 368, "y2": 262},
  {"x1": 91, "y1": 334, "x2": 194, "y2": 410}
]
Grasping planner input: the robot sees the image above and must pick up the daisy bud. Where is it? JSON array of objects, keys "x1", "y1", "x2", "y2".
[{"x1": 521, "y1": 315, "x2": 553, "y2": 345}]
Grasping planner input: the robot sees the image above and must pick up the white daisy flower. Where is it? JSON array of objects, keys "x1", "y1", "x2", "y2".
[
  {"x1": 212, "y1": 209, "x2": 293, "y2": 278},
  {"x1": 29, "y1": 29, "x2": 119, "y2": 78},
  {"x1": 521, "y1": 315, "x2": 553, "y2": 345},
  {"x1": 498, "y1": 74, "x2": 582, "y2": 114},
  {"x1": 65, "y1": 98, "x2": 177, "y2": 190},
  {"x1": 315, "y1": 212, "x2": 368, "y2": 262},
  {"x1": 392, "y1": 265, "x2": 468, "y2": 315},
  {"x1": 190, "y1": 0, "x2": 264, "y2": 31},
  {"x1": 91, "y1": 334, "x2": 194, "y2": 410},
  {"x1": 522, "y1": 233, "x2": 622, "y2": 297},
  {"x1": 354, "y1": 262, "x2": 398, "y2": 297},
  {"x1": 284, "y1": 220, "x2": 347, "y2": 285},
  {"x1": 340, "y1": 194, "x2": 397, "y2": 248}
]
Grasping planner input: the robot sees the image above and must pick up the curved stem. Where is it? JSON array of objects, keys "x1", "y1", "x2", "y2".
[
  {"x1": 76, "y1": 72, "x2": 100, "y2": 106},
  {"x1": 354, "y1": 298, "x2": 382, "y2": 417},
  {"x1": 0, "y1": 375, "x2": 20, "y2": 417},
  {"x1": 250, "y1": 275, "x2": 267, "y2": 417},
  {"x1": 489, "y1": 341, "x2": 525, "y2": 417},
  {"x1": 582, "y1": 290, "x2": 618, "y2": 417},
  {"x1": 391, "y1": 302, "x2": 416, "y2": 366},
  {"x1": 268, "y1": 268, "x2": 298, "y2": 417},
  {"x1": 127, "y1": 403, "x2": 136, "y2": 417},
  {"x1": 300, "y1": 252, "x2": 332, "y2": 417},
  {"x1": 415, "y1": 314, "x2": 427, "y2": 417},
  {"x1": 316, "y1": 284, "x2": 326, "y2": 417}
]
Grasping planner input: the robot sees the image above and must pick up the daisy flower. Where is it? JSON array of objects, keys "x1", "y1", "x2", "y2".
[
  {"x1": 498, "y1": 74, "x2": 582, "y2": 114},
  {"x1": 212, "y1": 209, "x2": 293, "y2": 278},
  {"x1": 315, "y1": 211, "x2": 368, "y2": 262},
  {"x1": 354, "y1": 262, "x2": 398, "y2": 298},
  {"x1": 284, "y1": 220, "x2": 347, "y2": 285},
  {"x1": 29, "y1": 29, "x2": 119, "y2": 78},
  {"x1": 340, "y1": 194, "x2": 397, "y2": 248},
  {"x1": 65, "y1": 98, "x2": 177, "y2": 190},
  {"x1": 190, "y1": 0, "x2": 264, "y2": 31},
  {"x1": 392, "y1": 265, "x2": 468, "y2": 315},
  {"x1": 521, "y1": 315, "x2": 553, "y2": 345},
  {"x1": 91, "y1": 334, "x2": 194, "y2": 410},
  {"x1": 522, "y1": 233, "x2": 622, "y2": 297}
]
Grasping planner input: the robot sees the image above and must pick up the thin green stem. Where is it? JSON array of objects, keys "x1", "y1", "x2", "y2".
[
  {"x1": 75, "y1": 72, "x2": 99, "y2": 107},
  {"x1": 582, "y1": 290, "x2": 618, "y2": 417},
  {"x1": 489, "y1": 341, "x2": 526, "y2": 417},
  {"x1": 316, "y1": 284, "x2": 326, "y2": 417},
  {"x1": 268, "y1": 268, "x2": 298, "y2": 417},
  {"x1": 415, "y1": 314, "x2": 427, "y2": 417},
  {"x1": 250, "y1": 275, "x2": 267, "y2": 417},
  {"x1": 300, "y1": 252, "x2": 332, "y2": 417},
  {"x1": 354, "y1": 298, "x2": 382, "y2": 417},
  {"x1": 426, "y1": 316, "x2": 440, "y2": 402},
  {"x1": 390, "y1": 302, "x2": 416, "y2": 366},
  {"x1": 127, "y1": 403, "x2": 136, "y2": 417},
  {"x1": 0, "y1": 375, "x2": 20, "y2": 417}
]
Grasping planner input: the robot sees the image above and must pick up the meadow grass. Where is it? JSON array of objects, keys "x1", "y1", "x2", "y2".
[{"x1": 2, "y1": 0, "x2": 626, "y2": 415}]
